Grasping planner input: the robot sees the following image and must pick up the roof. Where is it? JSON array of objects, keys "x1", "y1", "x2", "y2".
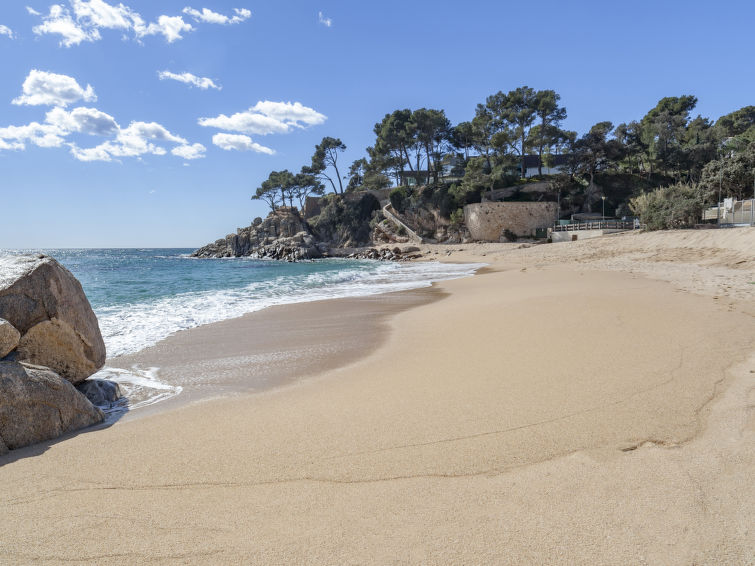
[{"x1": 521, "y1": 154, "x2": 572, "y2": 168}]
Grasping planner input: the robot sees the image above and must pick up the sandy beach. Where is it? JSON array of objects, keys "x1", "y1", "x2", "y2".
[{"x1": 1, "y1": 228, "x2": 753, "y2": 564}]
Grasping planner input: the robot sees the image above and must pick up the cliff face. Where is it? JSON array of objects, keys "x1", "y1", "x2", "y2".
[{"x1": 191, "y1": 208, "x2": 324, "y2": 260}]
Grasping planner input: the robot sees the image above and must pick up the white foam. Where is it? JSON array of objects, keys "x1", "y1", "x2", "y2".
[
  {"x1": 97, "y1": 260, "x2": 484, "y2": 357},
  {"x1": 92, "y1": 366, "x2": 183, "y2": 421}
]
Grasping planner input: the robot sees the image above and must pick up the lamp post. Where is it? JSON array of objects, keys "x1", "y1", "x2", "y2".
[
  {"x1": 718, "y1": 162, "x2": 723, "y2": 226},
  {"x1": 601, "y1": 196, "x2": 606, "y2": 224}
]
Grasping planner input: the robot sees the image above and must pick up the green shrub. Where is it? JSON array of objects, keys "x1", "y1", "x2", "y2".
[
  {"x1": 629, "y1": 183, "x2": 704, "y2": 230},
  {"x1": 449, "y1": 208, "x2": 464, "y2": 227},
  {"x1": 310, "y1": 193, "x2": 381, "y2": 245},
  {"x1": 390, "y1": 187, "x2": 409, "y2": 213}
]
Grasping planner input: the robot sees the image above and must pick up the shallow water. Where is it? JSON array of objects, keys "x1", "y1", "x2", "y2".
[{"x1": 1, "y1": 248, "x2": 483, "y2": 414}]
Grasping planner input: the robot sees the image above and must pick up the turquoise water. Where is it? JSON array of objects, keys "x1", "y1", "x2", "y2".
[{"x1": 2, "y1": 249, "x2": 482, "y2": 357}]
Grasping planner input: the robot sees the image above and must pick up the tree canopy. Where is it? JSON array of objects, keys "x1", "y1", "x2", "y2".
[{"x1": 250, "y1": 86, "x2": 754, "y2": 224}]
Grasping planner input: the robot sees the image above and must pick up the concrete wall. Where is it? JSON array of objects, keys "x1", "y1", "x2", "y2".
[
  {"x1": 550, "y1": 228, "x2": 626, "y2": 243},
  {"x1": 464, "y1": 202, "x2": 558, "y2": 241}
]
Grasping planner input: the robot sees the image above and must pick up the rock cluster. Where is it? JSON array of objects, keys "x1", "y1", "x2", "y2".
[
  {"x1": 192, "y1": 208, "x2": 323, "y2": 261},
  {"x1": 345, "y1": 246, "x2": 423, "y2": 261},
  {"x1": 0, "y1": 254, "x2": 107, "y2": 456}
]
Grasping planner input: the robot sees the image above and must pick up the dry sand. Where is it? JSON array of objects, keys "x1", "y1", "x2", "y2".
[{"x1": 0, "y1": 228, "x2": 753, "y2": 565}]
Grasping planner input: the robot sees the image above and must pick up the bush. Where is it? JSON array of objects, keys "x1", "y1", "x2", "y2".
[
  {"x1": 629, "y1": 183, "x2": 704, "y2": 230},
  {"x1": 449, "y1": 208, "x2": 464, "y2": 227},
  {"x1": 310, "y1": 193, "x2": 382, "y2": 245},
  {"x1": 390, "y1": 187, "x2": 409, "y2": 213}
]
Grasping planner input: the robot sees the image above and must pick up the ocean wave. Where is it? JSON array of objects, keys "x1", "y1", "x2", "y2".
[{"x1": 99, "y1": 260, "x2": 483, "y2": 357}]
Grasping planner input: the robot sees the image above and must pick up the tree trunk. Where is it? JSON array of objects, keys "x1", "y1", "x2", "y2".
[
  {"x1": 538, "y1": 143, "x2": 544, "y2": 177},
  {"x1": 521, "y1": 132, "x2": 527, "y2": 178},
  {"x1": 333, "y1": 163, "x2": 343, "y2": 194},
  {"x1": 402, "y1": 146, "x2": 414, "y2": 172}
]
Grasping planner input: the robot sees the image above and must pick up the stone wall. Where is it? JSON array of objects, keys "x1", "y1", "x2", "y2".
[{"x1": 464, "y1": 202, "x2": 558, "y2": 241}]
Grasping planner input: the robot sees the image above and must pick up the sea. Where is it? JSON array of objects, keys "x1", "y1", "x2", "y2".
[{"x1": 1, "y1": 249, "x2": 482, "y2": 416}]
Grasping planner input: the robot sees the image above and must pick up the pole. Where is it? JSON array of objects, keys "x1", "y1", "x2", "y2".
[{"x1": 718, "y1": 162, "x2": 722, "y2": 226}]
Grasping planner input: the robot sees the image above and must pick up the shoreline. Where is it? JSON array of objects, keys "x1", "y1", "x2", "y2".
[
  {"x1": 1, "y1": 228, "x2": 753, "y2": 564},
  {"x1": 106, "y1": 285, "x2": 449, "y2": 420}
]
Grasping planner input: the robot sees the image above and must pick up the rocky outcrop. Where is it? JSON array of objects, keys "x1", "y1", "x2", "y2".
[
  {"x1": 0, "y1": 318, "x2": 20, "y2": 359},
  {"x1": 0, "y1": 361, "x2": 104, "y2": 455},
  {"x1": 192, "y1": 208, "x2": 323, "y2": 261},
  {"x1": 333, "y1": 245, "x2": 424, "y2": 261},
  {"x1": 0, "y1": 254, "x2": 106, "y2": 383}
]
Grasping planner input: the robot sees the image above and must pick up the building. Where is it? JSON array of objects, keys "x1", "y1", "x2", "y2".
[{"x1": 518, "y1": 154, "x2": 571, "y2": 178}]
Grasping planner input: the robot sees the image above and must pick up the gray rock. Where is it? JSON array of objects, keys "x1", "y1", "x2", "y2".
[
  {"x1": 191, "y1": 208, "x2": 319, "y2": 260},
  {"x1": 0, "y1": 255, "x2": 106, "y2": 383},
  {"x1": 0, "y1": 318, "x2": 20, "y2": 359},
  {"x1": 0, "y1": 361, "x2": 103, "y2": 454},
  {"x1": 76, "y1": 379, "x2": 122, "y2": 408},
  {"x1": 401, "y1": 245, "x2": 421, "y2": 254}
]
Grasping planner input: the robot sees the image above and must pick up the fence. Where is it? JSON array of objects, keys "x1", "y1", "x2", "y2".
[
  {"x1": 551, "y1": 220, "x2": 637, "y2": 232},
  {"x1": 721, "y1": 198, "x2": 754, "y2": 225}
]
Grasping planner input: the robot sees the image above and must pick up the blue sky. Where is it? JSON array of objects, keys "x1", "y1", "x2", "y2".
[{"x1": 1, "y1": 0, "x2": 753, "y2": 248}]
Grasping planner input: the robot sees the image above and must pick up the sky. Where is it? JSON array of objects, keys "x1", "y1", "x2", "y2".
[{"x1": 0, "y1": 0, "x2": 753, "y2": 248}]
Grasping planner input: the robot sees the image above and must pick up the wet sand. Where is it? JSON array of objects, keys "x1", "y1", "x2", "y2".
[
  {"x1": 109, "y1": 288, "x2": 445, "y2": 417},
  {"x1": 0, "y1": 228, "x2": 753, "y2": 564}
]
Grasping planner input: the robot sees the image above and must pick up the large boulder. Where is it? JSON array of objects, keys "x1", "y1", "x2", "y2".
[
  {"x1": 0, "y1": 318, "x2": 20, "y2": 359},
  {"x1": 0, "y1": 254, "x2": 106, "y2": 383},
  {"x1": 0, "y1": 361, "x2": 104, "y2": 455}
]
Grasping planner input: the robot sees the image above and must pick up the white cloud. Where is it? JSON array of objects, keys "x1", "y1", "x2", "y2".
[
  {"x1": 182, "y1": 7, "x2": 250, "y2": 25},
  {"x1": 1, "y1": 68, "x2": 202, "y2": 163},
  {"x1": 1, "y1": 111, "x2": 202, "y2": 162},
  {"x1": 199, "y1": 101, "x2": 326, "y2": 136},
  {"x1": 13, "y1": 70, "x2": 96, "y2": 107},
  {"x1": 29, "y1": 1, "x2": 249, "y2": 46},
  {"x1": 120, "y1": 121, "x2": 187, "y2": 144},
  {"x1": 234, "y1": 8, "x2": 252, "y2": 21},
  {"x1": 318, "y1": 11, "x2": 332, "y2": 27},
  {"x1": 33, "y1": 4, "x2": 98, "y2": 46},
  {"x1": 0, "y1": 122, "x2": 67, "y2": 149},
  {"x1": 199, "y1": 111, "x2": 288, "y2": 135},
  {"x1": 212, "y1": 133, "x2": 275, "y2": 155},
  {"x1": 68, "y1": 142, "x2": 113, "y2": 161},
  {"x1": 45, "y1": 106, "x2": 118, "y2": 135},
  {"x1": 0, "y1": 138, "x2": 26, "y2": 151},
  {"x1": 158, "y1": 70, "x2": 221, "y2": 90},
  {"x1": 137, "y1": 15, "x2": 192, "y2": 43},
  {"x1": 71, "y1": 0, "x2": 137, "y2": 30},
  {"x1": 0, "y1": 93, "x2": 116, "y2": 151},
  {"x1": 67, "y1": 121, "x2": 183, "y2": 161},
  {"x1": 0, "y1": 25, "x2": 14, "y2": 38},
  {"x1": 171, "y1": 142, "x2": 206, "y2": 160}
]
